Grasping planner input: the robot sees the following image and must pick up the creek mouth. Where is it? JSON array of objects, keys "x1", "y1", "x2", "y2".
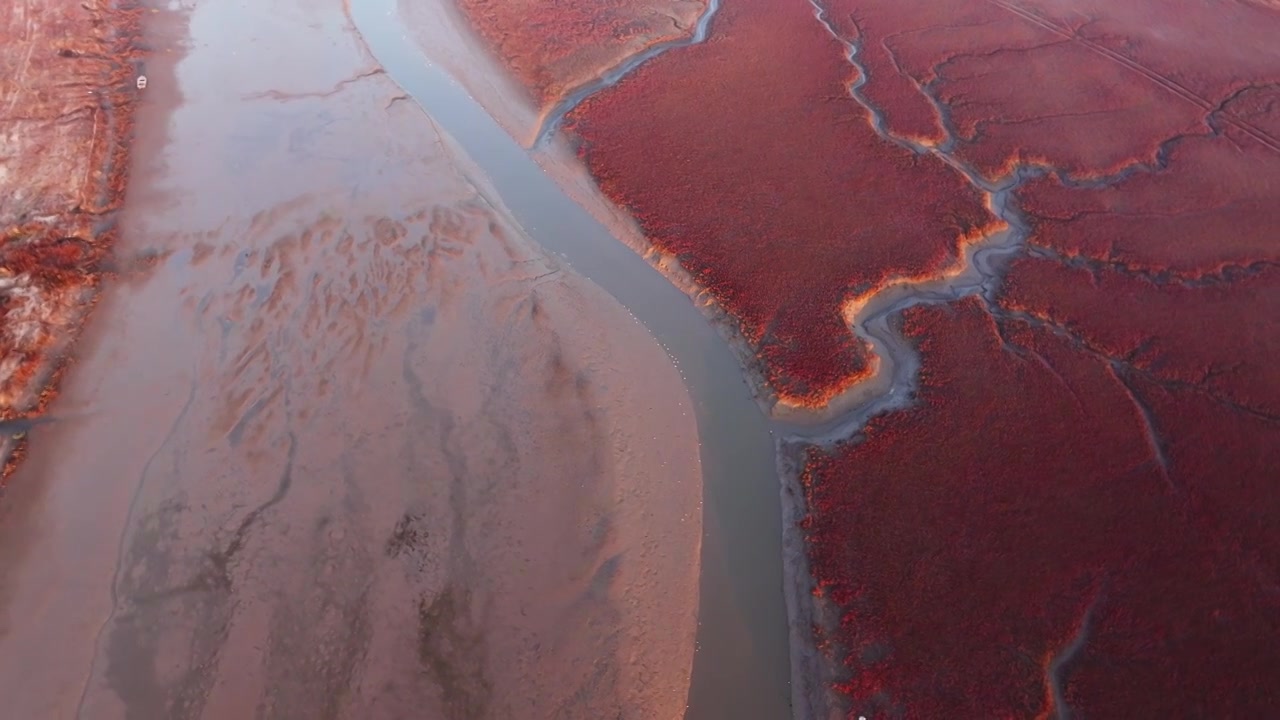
[
  {"x1": 350, "y1": 1, "x2": 794, "y2": 718},
  {"x1": 531, "y1": 0, "x2": 724, "y2": 147}
]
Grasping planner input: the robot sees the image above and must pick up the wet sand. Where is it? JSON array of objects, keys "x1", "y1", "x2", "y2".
[
  {"x1": 367, "y1": 2, "x2": 794, "y2": 717},
  {"x1": 0, "y1": 0, "x2": 702, "y2": 717}
]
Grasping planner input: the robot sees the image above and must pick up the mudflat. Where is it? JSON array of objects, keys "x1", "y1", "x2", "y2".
[{"x1": 0, "y1": 0, "x2": 701, "y2": 718}]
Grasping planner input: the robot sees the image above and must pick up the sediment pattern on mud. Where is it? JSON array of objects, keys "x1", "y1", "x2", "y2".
[
  {"x1": 0, "y1": 1, "x2": 704, "y2": 716},
  {"x1": 0, "y1": 0, "x2": 142, "y2": 478},
  {"x1": 453, "y1": 0, "x2": 1280, "y2": 716},
  {"x1": 80, "y1": 188, "x2": 701, "y2": 720}
]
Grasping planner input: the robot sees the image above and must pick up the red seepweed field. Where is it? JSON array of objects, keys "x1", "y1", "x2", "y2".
[
  {"x1": 456, "y1": 0, "x2": 1280, "y2": 714},
  {"x1": 562, "y1": 0, "x2": 998, "y2": 406}
]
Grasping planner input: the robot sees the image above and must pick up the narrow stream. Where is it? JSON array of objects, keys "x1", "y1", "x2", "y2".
[
  {"x1": 350, "y1": 2, "x2": 793, "y2": 718},
  {"x1": 532, "y1": 0, "x2": 723, "y2": 146}
]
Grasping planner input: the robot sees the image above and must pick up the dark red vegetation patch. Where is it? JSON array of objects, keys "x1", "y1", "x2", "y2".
[
  {"x1": 0, "y1": 238, "x2": 98, "y2": 289},
  {"x1": 1061, "y1": 372, "x2": 1280, "y2": 718},
  {"x1": 1001, "y1": 255, "x2": 1280, "y2": 418},
  {"x1": 459, "y1": 0, "x2": 1280, "y2": 711},
  {"x1": 0, "y1": 235, "x2": 103, "y2": 429},
  {"x1": 801, "y1": 299, "x2": 1280, "y2": 718},
  {"x1": 564, "y1": 0, "x2": 993, "y2": 404}
]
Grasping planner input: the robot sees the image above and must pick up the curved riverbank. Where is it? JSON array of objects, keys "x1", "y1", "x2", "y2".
[
  {"x1": 362, "y1": 1, "x2": 793, "y2": 717},
  {"x1": 395, "y1": 0, "x2": 1006, "y2": 434}
]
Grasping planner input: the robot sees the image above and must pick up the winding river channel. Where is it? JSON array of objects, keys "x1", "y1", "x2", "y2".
[{"x1": 349, "y1": 2, "x2": 794, "y2": 717}]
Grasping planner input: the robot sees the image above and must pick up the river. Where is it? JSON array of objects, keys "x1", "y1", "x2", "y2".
[{"x1": 347, "y1": 2, "x2": 794, "y2": 718}]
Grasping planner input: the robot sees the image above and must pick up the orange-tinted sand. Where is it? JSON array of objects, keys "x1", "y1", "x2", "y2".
[{"x1": 0, "y1": 0, "x2": 141, "y2": 475}]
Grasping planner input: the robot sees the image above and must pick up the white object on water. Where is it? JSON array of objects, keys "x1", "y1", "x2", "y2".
[{"x1": 136, "y1": 75, "x2": 147, "y2": 90}]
